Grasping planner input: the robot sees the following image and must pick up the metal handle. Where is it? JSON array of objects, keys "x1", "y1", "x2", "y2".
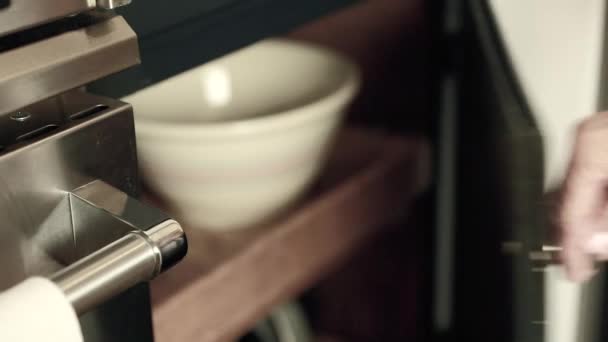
[
  {"x1": 49, "y1": 181, "x2": 187, "y2": 315},
  {"x1": 502, "y1": 242, "x2": 562, "y2": 272},
  {"x1": 528, "y1": 245, "x2": 562, "y2": 264}
]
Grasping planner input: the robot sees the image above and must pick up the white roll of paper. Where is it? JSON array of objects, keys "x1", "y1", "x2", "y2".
[{"x1": 0, "y1": 277, "x2": 83, "y2": 342}]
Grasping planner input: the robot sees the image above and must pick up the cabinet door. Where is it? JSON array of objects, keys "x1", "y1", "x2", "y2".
[
  {"x1": 441, "y1": 1, "x2": 608, "y2": 341},
  {"x1": 436, "y1": 1, "x2": 545, "y2": 341}
]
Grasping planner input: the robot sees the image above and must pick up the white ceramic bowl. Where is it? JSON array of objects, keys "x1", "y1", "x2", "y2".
[{"x1": 125, "y1": 39, "x2": 360, "y2": 231}]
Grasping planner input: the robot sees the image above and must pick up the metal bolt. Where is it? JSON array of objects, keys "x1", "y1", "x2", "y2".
[{"x1": 10, "y1": 111, "x2": 31, "y2": 122}]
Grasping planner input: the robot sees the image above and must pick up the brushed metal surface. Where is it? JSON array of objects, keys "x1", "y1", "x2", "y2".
[
  {"x1": 51, "y1": 220, "x2": 185, "y2": 315},
  {"x1": 97, "y1": 0, "x2": 131, "y2": 10},
  {"x1": 0, "y1": 0, "x2": 95, "y2": 38},
  {"x1": 52, "y1": 231, "x2": 159, "y2": 315},
  {"x1": 0, "y1": 16, "x2": 140, "y2": 116},
  {"x1": 50, "y1": 180, "x2": 186, "y2": 314},
  {"x1": 0, "y1": 90, "x2": 138, "y2": 287},
  {"x1": 0, "y1": 90, "x2": 152, "y2": 341}
]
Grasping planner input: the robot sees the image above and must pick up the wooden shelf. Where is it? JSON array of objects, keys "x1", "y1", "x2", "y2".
[{"x1": 149, "y1": 128, "x2": 430, "y2": 342}]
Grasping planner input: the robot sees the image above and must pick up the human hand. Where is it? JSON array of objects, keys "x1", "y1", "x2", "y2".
[{"x1": 560, "y1": 111, "x2": 608, "y2": 281}]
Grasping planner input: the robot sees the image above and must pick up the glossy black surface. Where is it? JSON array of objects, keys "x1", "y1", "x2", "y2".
[{"x1": 449, "y1": 1, "x2": 545, "y2": 341}]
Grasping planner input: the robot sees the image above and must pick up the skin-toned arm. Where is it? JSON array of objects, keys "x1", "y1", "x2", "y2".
[{"x1": 560, "y1": 111, "x2": 608, "y2": 281}]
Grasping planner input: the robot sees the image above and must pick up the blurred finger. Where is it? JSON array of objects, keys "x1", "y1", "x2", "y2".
[
  {"x1": 587, "y1": 232, "x2": 608, "y2": 260},
  {"x1": 560, "y1": 179, "x2": 602, "y2": 280},
  {"x1": 562, "y1": 237, "x2": 596, "y2": 281},
  {"x1": 560, "y1": 115, "x2": 608, "y2": 281}
]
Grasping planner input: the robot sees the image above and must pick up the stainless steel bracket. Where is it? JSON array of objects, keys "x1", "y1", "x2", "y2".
[
  {"x1": 50, "y1": 180, "x2": 187, "y2": 315},
  {"x1": 0, "y1": 90, "x2": 187, "y2": 318},
  {"x1": 0, "y1": 16, "x2": 140, "y2": 116}
]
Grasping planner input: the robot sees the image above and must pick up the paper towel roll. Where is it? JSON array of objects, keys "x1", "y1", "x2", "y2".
[{"x1": 0, "y1": 277, "x2": 83, "y2": 342}]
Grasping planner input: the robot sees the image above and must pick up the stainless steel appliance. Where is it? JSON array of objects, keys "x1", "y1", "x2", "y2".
[{"x1": 0, "y1": 2, "x2": 188, "y2": 341}]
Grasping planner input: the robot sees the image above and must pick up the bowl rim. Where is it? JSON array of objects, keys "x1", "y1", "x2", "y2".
[{"x1": 126, "y1": 39, "x2": 361, "y2": 140}]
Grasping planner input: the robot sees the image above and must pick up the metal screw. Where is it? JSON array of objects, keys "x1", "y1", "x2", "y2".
[{"x1": 10, "y1": 111, "x2": 31, "y2": 122}]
